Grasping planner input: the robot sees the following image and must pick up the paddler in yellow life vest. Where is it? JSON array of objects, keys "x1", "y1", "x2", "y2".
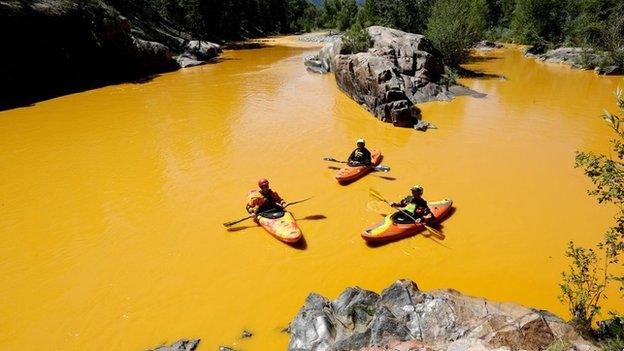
[
  {"x1": 246, "y1": 178, "x2": 287, "y2": 216},
  {"x1": 347, "y1": 138, "x2": 373, "y2": 167},
  {"x1": 390, "y1": 185, "x2": 434, "y2": 223}
]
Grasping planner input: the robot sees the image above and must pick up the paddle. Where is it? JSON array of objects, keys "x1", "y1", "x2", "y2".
[
  {"x1": 368, "y1": 188, "x2": 443, "y2": 237},
  {"x1": 323, "y1": 157, "x2": 391, "y2": 172},
  {"x1": 223, "y1": 197, "x2": 312, "y2": 228}
]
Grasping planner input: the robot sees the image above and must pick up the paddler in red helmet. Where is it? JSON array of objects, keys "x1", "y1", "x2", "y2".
[{"x1": 246, "y1": 179, "x2": 288, "y2": 216}]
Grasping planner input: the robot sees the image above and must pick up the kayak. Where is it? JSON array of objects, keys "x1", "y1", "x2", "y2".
[
  {"x1": 335, "y1": 150, "x2": 382, "y2": 184},
  {"x1": 362, "y1": 199, "x2": 453, "y2": 243},
  {"x1": 255, "y1": 209, "x2": 303, "y2": 243}
]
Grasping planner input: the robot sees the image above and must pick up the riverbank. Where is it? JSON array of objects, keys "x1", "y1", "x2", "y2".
[{"x1": 0, "y1": 0, "x2": 221, "y2": 111}]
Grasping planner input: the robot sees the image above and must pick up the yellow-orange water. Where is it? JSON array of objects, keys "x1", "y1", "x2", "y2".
[{"x1": 1, "y1": 41, "x2": 623, "y2": 351}]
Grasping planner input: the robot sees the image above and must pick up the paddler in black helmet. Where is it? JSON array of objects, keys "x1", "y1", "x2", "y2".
[
  {"x1": 391, "y1": 185, "x2": 434, "y2": 223},
  {"x1": 347, "y1": 138, "x2": 373, "y2": 167}
]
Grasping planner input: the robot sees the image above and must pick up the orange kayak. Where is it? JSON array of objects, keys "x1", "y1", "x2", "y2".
[
  {"x1": 335, "y1": 150, "x2": 382, "y2": 184},
  {"x1": 362, "y1": 199, "x2": 453, "y2": 243},
  {"x1": 255, "y1": 210, "x2": 303, "y2": 243}
]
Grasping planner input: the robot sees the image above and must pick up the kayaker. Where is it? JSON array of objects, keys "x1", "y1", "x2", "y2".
[
  {"x1": 347, "y1": 138, "x2": 373, "y2": 167},
  {"x1": 391, "y1": 185, "x2": 434, "y2": 223},
  {"x1": 246, "y1": 178, "x2": 287, "y2": 215}
]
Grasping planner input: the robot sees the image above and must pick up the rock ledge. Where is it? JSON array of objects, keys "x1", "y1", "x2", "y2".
[
  {"x1": 305, "y1": 26, "x2": 480, "y2": 130},
  {"x1": 288, "y1": 279, "x2": 598, "y2": 351}
]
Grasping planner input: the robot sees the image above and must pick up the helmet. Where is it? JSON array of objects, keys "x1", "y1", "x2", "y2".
[
  {"x1": 258, "y1": 178, "x2": 269, "y2": 187},
  {"x1": 356, "y1": 138, "x2": 365, "y2": 145},
  {"x1": 411, "y1": 185, "x2": 423, "y2": 193}
]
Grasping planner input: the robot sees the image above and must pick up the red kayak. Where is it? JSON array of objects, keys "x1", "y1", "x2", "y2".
[
  {"x1": 335, "y1": 150, "x2": 382, "y2": 184},
  {"x1": 362, "y1": 199, "x2": 453, "y2": 242}
]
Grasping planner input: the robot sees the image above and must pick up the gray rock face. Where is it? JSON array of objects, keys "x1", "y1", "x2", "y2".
[
  {"x1": 525, "y1": 47, "x2": 623, "y2": 75},
  {"x1": 288, "y1": 279, "x2": 598, "y2": 351},
  {"x1": 473, "y1": 40, "x2": 503, "y2": 50},
  {"x1": 175, "y1": 40, "x2": 222, "y2": 68},
  {"x1": 149, "y1": 339, "x2": 199, "y2": 351},
  {"x1": 595, "y1": 65, "x2": 623, "y2": 76},
  {"x1": 305, "y1": 26, "x2": 462, "y2": 129}
]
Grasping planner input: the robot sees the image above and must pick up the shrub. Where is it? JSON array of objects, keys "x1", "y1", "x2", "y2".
[{"x1": 341, "y1": 22, "x2": 371, "y2": 54}]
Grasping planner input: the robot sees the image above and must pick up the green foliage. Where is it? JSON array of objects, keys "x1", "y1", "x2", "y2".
[
  {"x1": 510, "y1": 0, "x2": 568, "y2": 49},
  {"x1": 563, "y1": 89, "x2": 624, "y2": 335},
  {"x1": 319, "y1": 0, "x2": 357, "y2": 31},
  {"x1": 425, "y1": 0, "x2": 490, "y2": 66},
  {"x1": 545, "y1": 339, "x2": 572, "y2": 351},
  {"x1": 357, "y1": 0, "x2": 434, "y2": 35},
  {"x1": 341, "y1": 22, "x2": 371, "y2": 54},
  {"x1": 104, "y1": 0, "x2": 320, "y2": 41},
  {"x1": 559, "y1": 242, "x2": 606, "y2": 335},
  {"x1": 439, "y1": 66, "x2": 459, "y2": 88}
]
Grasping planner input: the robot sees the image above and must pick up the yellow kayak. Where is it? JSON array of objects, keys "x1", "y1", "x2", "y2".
[{"x1": 255, "y1": 210, "x2": 303, "y2": 243}]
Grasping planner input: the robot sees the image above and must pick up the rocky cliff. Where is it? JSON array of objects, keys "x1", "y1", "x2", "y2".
[
  {"x1": 305, "y1": 26, "x2": 477, "y2": 130},
  {"x1": 288, "y1": 279, "x2": 597, "y2": 351},
  {"x1": 0, "y1": 0, "x2": 220, "y2": 110}
]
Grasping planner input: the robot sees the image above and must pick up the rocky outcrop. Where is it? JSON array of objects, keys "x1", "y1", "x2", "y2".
[
  {"x1": 148, "y1": 339, "x2": 199, "y2": 351},
  {"x1": 473, "y1": 40, "x2": 504, "y2": 50},
  {"x1": 0, "y1": 0, "x2": 221, "y2": 110},
  {"x1": 525, "y1": 47, "x2": 622, "y2": 75},
  {"x1": 288, "y1": 279, "x2": 598, "y2": 351},
  {"x1": 175, "y1": 40, "x2": 222, "y2": 68},
  {"x1": 305, "y1": 26, "x2": 474, "y2": 129}
]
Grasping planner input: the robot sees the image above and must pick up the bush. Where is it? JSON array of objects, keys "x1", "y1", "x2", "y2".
[
  {"x1": 341, "y1": 23, "x2": 371, "y2": 54},
  {"x1": 426, "y1": 0, "x2": 489, "y2": 67}
]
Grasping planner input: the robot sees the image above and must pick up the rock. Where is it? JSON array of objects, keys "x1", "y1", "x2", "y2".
[
  {"x1": 526, "y1": 47, "x2": 605, "y2": 71},
  {"x1": 219, "y1": 347, "x2": 236, "y2": 351},
  {"x1": 595, "y1": 65, "x2": 623, "y2": 75},
  {"x1": 306, "y1": 26, "x2": 465, "y2": 129},
  {"x1": 473, "y1": 40, "x2": 503, "y2": 50},
  {"x1": 175, "y1": 40, "x2": 221, "y2": 68},
  {"x1": 241, "y1": 330, "x2": 253, "y2": 338},
  {"x1": 149, "y1": 339, "x2": 199, "y2": 351},
  {"x1": 288, "y1": 279, "x2": 599, "y2": 351}
]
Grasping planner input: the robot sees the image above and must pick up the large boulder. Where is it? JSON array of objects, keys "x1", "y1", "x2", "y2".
[
  {"x1": 305, "y1": 26, "x2": 461, "y2": 129},
  {"x1": 175, "y1": 40, "x2": 222, "y2": 68},
  {"x1": 288, "y1": 279, "x2": 598, "y2": 351}
]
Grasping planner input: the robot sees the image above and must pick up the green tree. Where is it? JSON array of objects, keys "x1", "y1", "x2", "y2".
[
  {"x1": 510, "y1": 0, "x2": 568, "y2": 49},
  {"x1": 425, "y1": 0, "x2": 490, "y2": 66},
  {"x1": 336, "y1": 0, "x2": 358, "y2": 31},
  {"x1": 357, "y1": 0, "x2": 433, "y2": 34}
]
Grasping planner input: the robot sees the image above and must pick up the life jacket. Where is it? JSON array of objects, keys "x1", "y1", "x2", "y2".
[{"x1": 246, "y1": 189, "x2": 283, "y2": 213}]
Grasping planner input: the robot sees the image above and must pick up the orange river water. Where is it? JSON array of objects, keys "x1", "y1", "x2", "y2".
[{"x1": 1, "y1": 37, "x2": 623, "y2": 351}]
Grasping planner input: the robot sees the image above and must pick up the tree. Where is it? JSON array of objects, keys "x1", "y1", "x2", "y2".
[
  {"x1": 562, "y1": 88, "x2": 624, "y2": 335},
  {"x1": 425, "y1": 0, "x2": 489, "y2": 66},
  {"x1": 510, "y1": 0, "x2": 568, "y2": 49}
]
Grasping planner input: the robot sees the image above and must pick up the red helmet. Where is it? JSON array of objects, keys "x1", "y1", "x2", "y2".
[{"x1": 258, "y1": 178, "x2": 269, "y2": 187}]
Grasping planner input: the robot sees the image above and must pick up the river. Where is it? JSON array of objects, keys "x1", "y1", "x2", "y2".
[{"x1": 0, "y1": 38, "x2": 622, "y2": 350}]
